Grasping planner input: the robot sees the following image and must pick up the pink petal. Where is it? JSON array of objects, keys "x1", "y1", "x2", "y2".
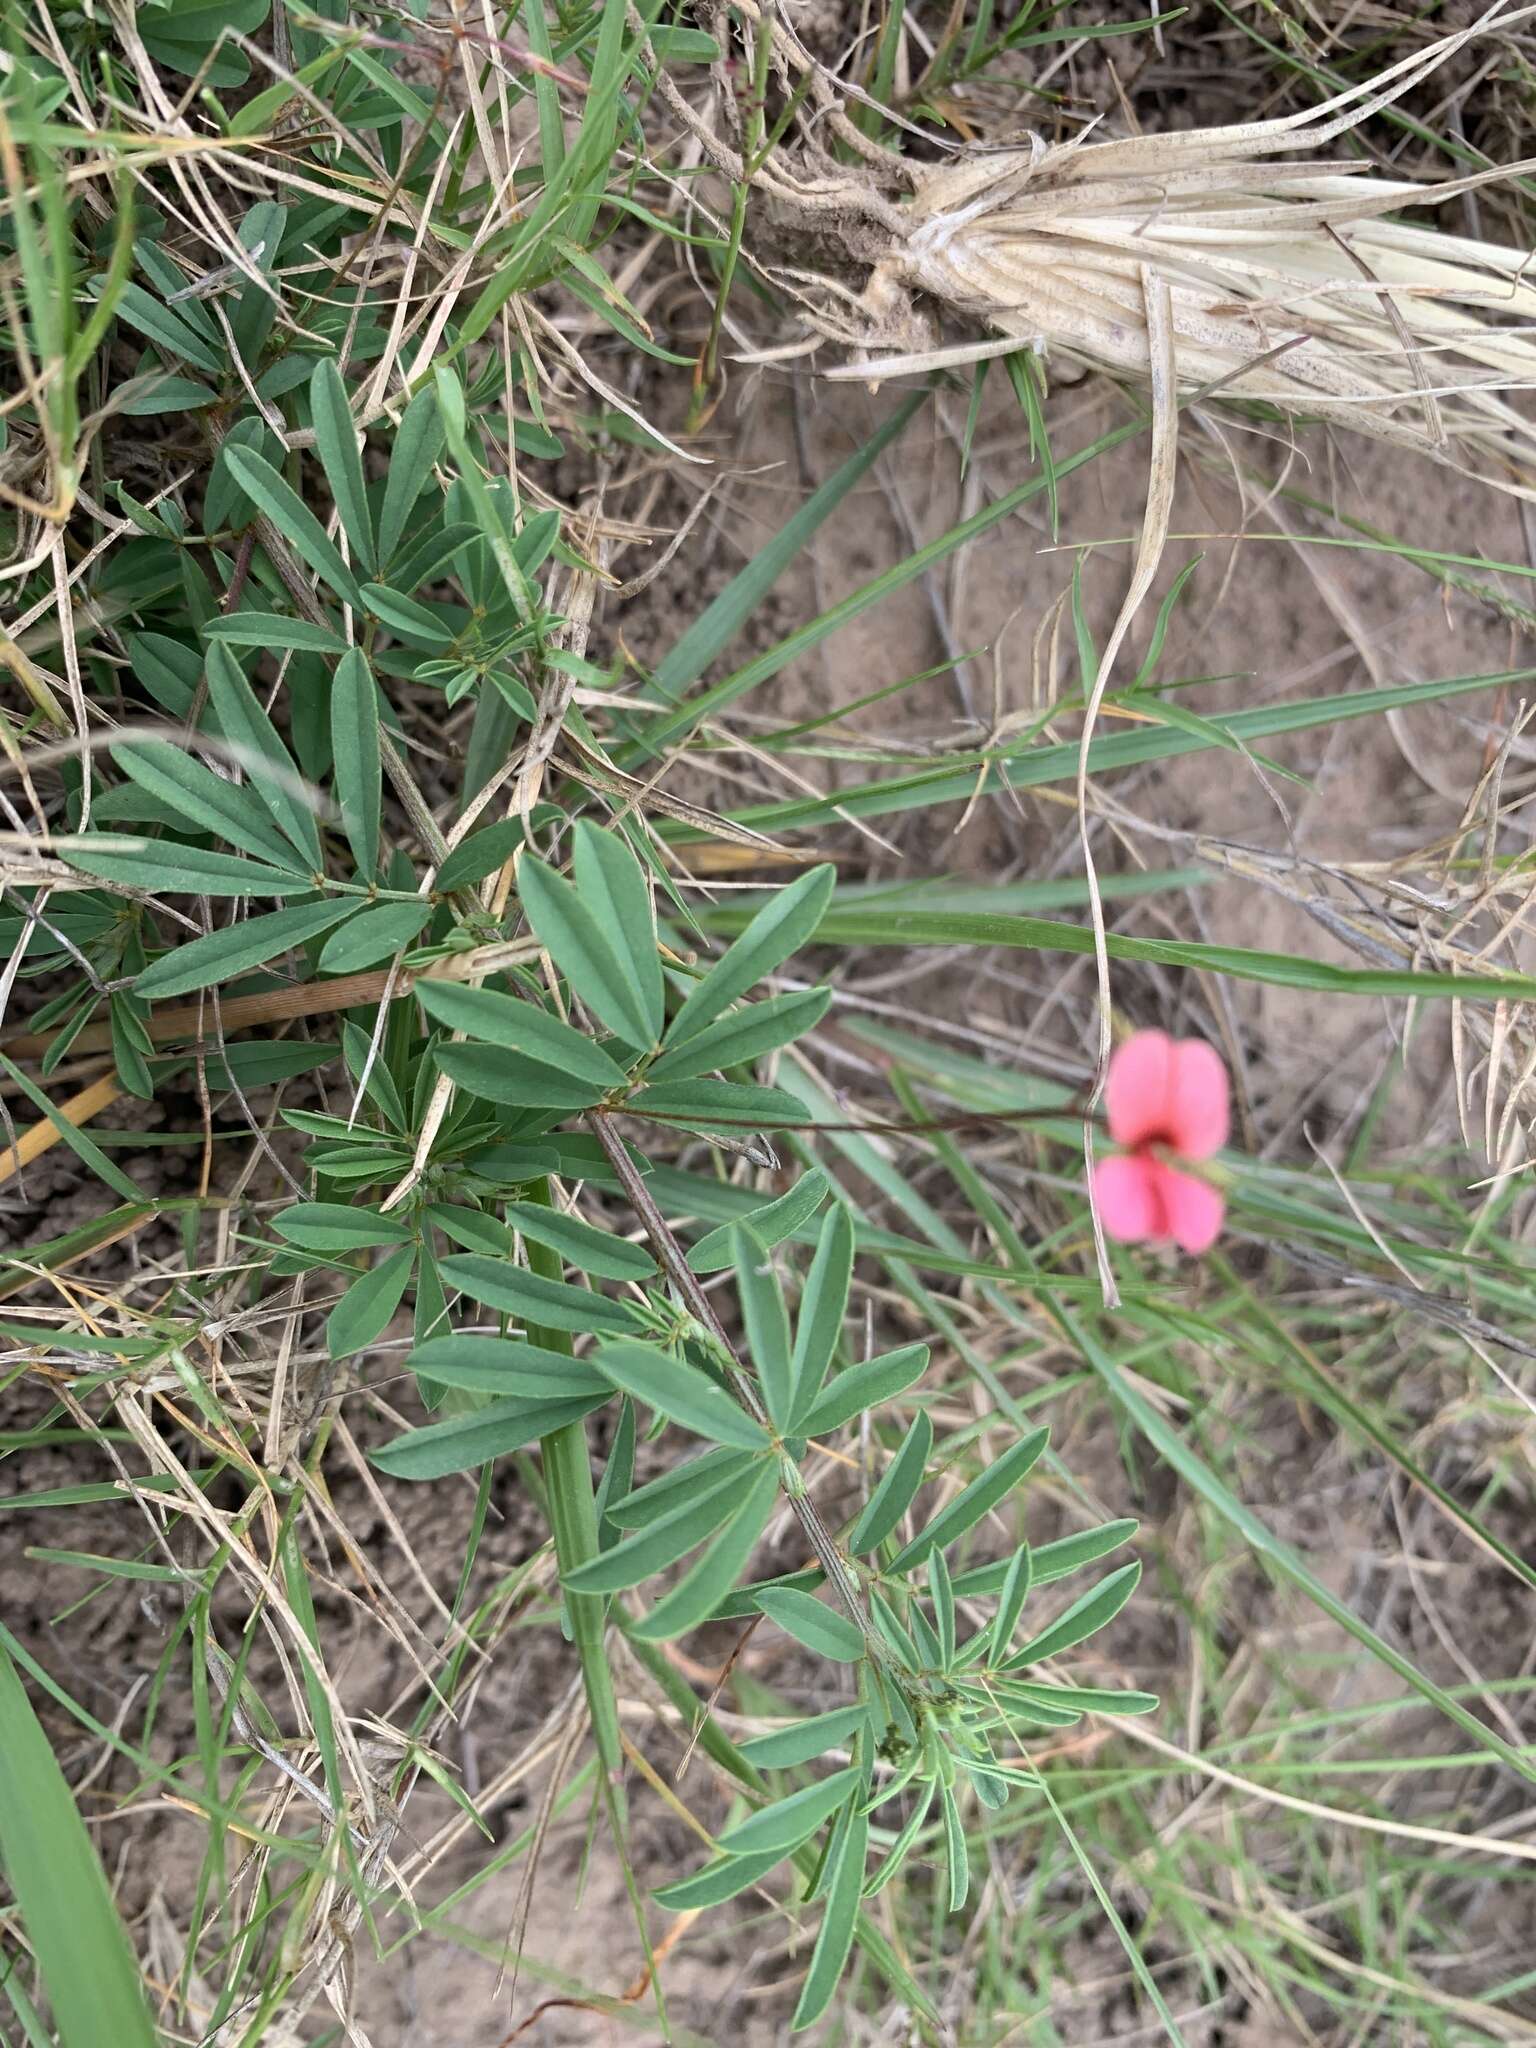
[
  {"x1": 1167, "y1": 1039, "x2": 1229, "y2": 1160},
  {"x1": 1151, "y1": 1161, "x2": 1224, "y2": 1254},
  {"x1": 1092, "y1": 1154, "x2": 1163, "y2": 1243},
  {"x1": 1105, "y1": 1031, "x2": 1176, "y2": 1150}
]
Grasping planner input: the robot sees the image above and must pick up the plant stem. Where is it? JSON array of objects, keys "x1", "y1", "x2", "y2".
[
  {"x1": 523, "y1": 1180, "x2": 665, "y2": 2021},
  {"x1": 521, "y1": 1179, "x2": 628, "y2": 1803},
  {"x1": 585, "y1": 1111, "x2": 884, "y2": 1650}
]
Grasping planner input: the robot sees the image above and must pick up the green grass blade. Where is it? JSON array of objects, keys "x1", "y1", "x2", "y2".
[
  {"x1": 0, "y1": 1641, "x2": 157, "y2": 2048},
  {"x1": 644, "y1": 394, "x2": 927, "y2": 718},
  {"x1": 1056, "y1": 1301, "x2": 1536, "y2": 1787}
]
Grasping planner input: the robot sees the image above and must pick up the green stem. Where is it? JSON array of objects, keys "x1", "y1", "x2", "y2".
[
  {"x1": 585, "y1": 1113, "x2": 886, "y2": 1656},
  {"x1": 521, "y1": 1180, "x2": 627, "y2": 1800},
  {"x1": 523, "y1": 1180, "x2": 663, "y2": 2022}
]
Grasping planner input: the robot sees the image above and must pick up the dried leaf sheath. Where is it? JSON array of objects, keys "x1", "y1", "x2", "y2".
[{"x1": 788, "y1": 9, "x2": 1536, "y2": 495}]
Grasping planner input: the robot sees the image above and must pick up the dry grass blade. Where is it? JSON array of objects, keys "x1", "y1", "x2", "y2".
[{"x1": 1078, "y1": 270, "x2": 1178, "y2": 1310}]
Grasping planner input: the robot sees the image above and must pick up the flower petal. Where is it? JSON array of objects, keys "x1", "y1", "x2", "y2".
[
  {"x1": 1167, "y1": 1039, "x2": 1229, "y2": 1160},
  {"x1": 1153, "y1": 1162, "x2": 1224, "y2": 1254},
  {"x1": 1092, "y1": 1153, "x2": 1163, "y2": 1243},
  {"x1": 1104, "y1": 1030, "x2": 1175, "y2": 1149}
]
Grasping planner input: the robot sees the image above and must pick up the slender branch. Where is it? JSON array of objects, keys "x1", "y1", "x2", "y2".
[{"x1": 585, "y1": 1109, "x2": 881, "y2": 1645}]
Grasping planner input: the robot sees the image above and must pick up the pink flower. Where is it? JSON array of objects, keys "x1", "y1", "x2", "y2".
[{"x1": 1091, "y1": 1030, "x2": 1229, "y2": 1255}]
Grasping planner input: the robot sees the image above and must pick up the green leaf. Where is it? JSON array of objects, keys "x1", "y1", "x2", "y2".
[
  {"x1": 388, "y1": 521, "x2": 478, "y2": 599},
  {"x1": 628, "y1": 1460, "x2": 779, "y2": 1639},
  {"x1": 930, "y1": 1548, "x2": 956, "y2": 1667},
  {"x1": 739, "y1": 1704, "x2": 870, "y2": 1769},
  {"x1": 965, "y1": 1760, "x2": 1013, "y2": 1811},
  {"x1": 433, "y1": 1041, "x2": 612, "y2": 1112},
  {"x1": 952, "y1": 1519, "x2": 1139, "y2": 1599},
  {"x1": 646, "y1": 25, "x2": 719, "y2": 57},
  {"x1": 1004, "y1": 1561, "x2": 1142, "y2": 1670},
  {"x1": 519, "y1": 853, "x2": 658, "y2": 1047},
  {"x1": 653, "y1": 1847, "x2": 786, "y2": 1911},
  {"x1": 573, "y1": 821, "x2": 663, "y2": 1041},
  {"x1": 563, "y1": 1465, "x2": 745, "y2": 1592},
  {"x1": 630, "y1": 1077, "x2": 805, "y2": 1135},
  {"x1": 1006, "y1": 1679, "x2": 1159, "y2": 1715},
  {"x1": 644, "y1": 986, "x2": 832, "y2": 1084},
  {"x1": 134, "y1": 898, "x2": 353, "y2": 998},
  {"x1": 331, "y1": 647, "x2": 382, "y2": 879},
  {"x1": 985, "y1": 1685, "x2": 1082, "y2": 1729},
  {"x1": 317, "y1": 900, "x2": 431, "y2": 971},
  {"x1": 427, "y1": 1193, "x2": 520, "y2": 1243},
  {"x1": 371, "y1": 1391, "x2": 605, "y2": 1480},
  {"x1": 513, "y1": 506, "x2": 561, "y2": 576},
  {"x1": 414, "y1": 980, "x2": 628, "y2": 1087},
  {"x1": 427, "y1": 1206, "x2": 515, "y2": 1255},
  {"x1": 109, "y1": 739, "x2": 301, "y2": 869},
  {"x1": 62, "y1": 838, "x2": 309, "y2": 897},
  {"x1": 202, "y1": 643, "x2": 325, "y2": 869},
  {"x1": 754, "y1": 1587, "x2": 865, "y2": 1662},
  {"x1": 847, "y1": 1411, "x2": 933, "y2": 1556},
  {"x1": 110, "y1": 279, "x2": 223, "y2": 373},
  {"x1": 712, "y1": 1566, "x2": 825, "y2": 1620},
  {"x1": 434, "y1": 814, "x2": 546, "y2": 893},
  {"x1": 666, "y1": 865, "x2": 835, "y2": 1047},
  {"x1": 360, "y1": 583, "x2": 454, "y2": 646},
  {"x1": 940, "y1": 1784, "x2": 968, "y2": 1913},
  {"x1": 594, "y1": 1394, "x2": 637, "y2": 1549},
  {"x1": 439, "y1": 1254, "x2": 640, "y2": 1334},
  {"x1": 23, "y1": 1548, "x2": 187, "y2": 1585},
  {"x1": 593, "y1": 1339, "x2": 770, "y2": 1451},
  {"x1": 309, "y1": 356, "x2": 375, "y2": 572},
  {"x1": 203, "y1": 612, "x2": 347, "y2": 654},
  {"x1": 907, "y1": 1597, "x2": 945, "y2": 1676},
  {"x1": 205, "y1": 1040, "x2": 338, "y2": 1090},
  {"x1": 886, "y1": 1425, "x2": 1049, "y2": 1576},
  {"x1": 503, "y1": 1199, "x2": 655, "y2": 1281},
  {"x1": 222, "y1": 444, "x2": 366, "y2": 609},
  {"x1": 409, "y1": 1335, "x2": 607, "y2": 1398},
  {"x1": 863, "y1": 1781, "x2": 934, "y2": 1896},
  {"x1": 787, "y1": 1205, "x2": 854, "y2": 1425},
  {"x1": 989, "y1": 1546, "x2": 1033, "y2": 1663},
  {"x1": 342, "y1": 1016, "x2": 407, "y2": 1129},
  {"x1": 378, "y1": 385, "x2": 445, "y2": 567},
  {"x1": 111, "y1": 995, "x2": 153, "y2": 1102},
  {"x1": 0, "y1": 1639, "x2": 158, "y2": 2048},
  {"x1": 688, "y1": 1170, "x2": 829, "y2": 1273},
  {"x1": 606, "y1": 1447, "x2": 756, "y2": 1528},
  {"x1": 797, "y1": 1344, "x2": 928, "y2": 1440},
  {"x1": 716, "y1": 1765, "x2": 862, "y2": 1859},
  {"x1": 791, "y1": 1798, "x2": 869, "y2": 2030},
  {"x1": 327, "y1": 1244, "x2": 415, "y2": 1357},
  {"x1": 732, "y1": 1227, "x2": 794, "y2": 1430},
  {"x1": 273, "y1": 1204, "x2": 414, "y2": 1251},
  {"x1": 127, "y1": 631, "x2": 202, "y2": 716}
]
